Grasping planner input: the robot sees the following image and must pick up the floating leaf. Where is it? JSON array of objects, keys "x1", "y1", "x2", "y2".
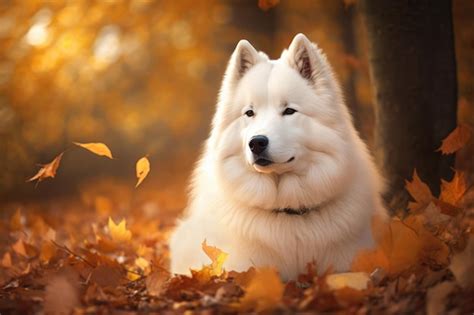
[
  {"x1": 135, "y1": 156, "x2": 150, "y2": 187},
  {"x1": 202, "y1": 240, "x2": 228, "y2": 276},
  {"x1": 74, "y1": 142, "x2": 113, "y2": 159},
  {"x1": 405, "y1": 169, "x2": 433, "y2": 212},
  {"x1": 437, "y1": 124, "x2": 471, "y2": 154},
  {"x1": 108, "y1": 217, "x2": 132, "y2": 242},
  {"x1": 326, "y1": 272, "x2": 370, "y2": 290},
  {"x1": 439, "y1": 170, "x2": 467, "y2": 206},
  {"x1": 27, "y1": 152, "x2": 64, "y2": 185}
]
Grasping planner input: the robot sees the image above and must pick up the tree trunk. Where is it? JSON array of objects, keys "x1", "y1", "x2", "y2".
[{"x1": 360, "y1": 0, "x2": 458, "y2": 208}]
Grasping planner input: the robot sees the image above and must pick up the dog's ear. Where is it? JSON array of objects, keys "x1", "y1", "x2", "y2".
[
  {"x1": 286, "y1": 33, "x2": 327, "y2": 86},
  {"x1": 223, "y1": 40, "x2": 261, "y2": 88}
]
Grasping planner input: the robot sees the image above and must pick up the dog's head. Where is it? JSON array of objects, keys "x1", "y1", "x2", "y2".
[{"x1": 209, "y1": 34, "x2": 354, "y2": 210}]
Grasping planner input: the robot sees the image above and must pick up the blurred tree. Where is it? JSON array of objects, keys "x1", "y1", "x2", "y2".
[{"x1": 360, "y1": 0, "x2": 458, "y2": 209}]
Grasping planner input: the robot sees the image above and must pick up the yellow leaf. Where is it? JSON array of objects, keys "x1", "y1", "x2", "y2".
[
  {"x1": 239, "y1": 267, "x2": 283, "y2": 312},
  {"x1": 74, "y1": 142, "x2": 113, "y2": 159},
  {"x1": 135, "y1": 257, "x2": 150, "y2": 272},
  {"x1": 201, "y1": 240, "x2": 228, "y2": 276},
  {"x1": 326, "y1": 272, "x2": 369, "y2": 290},
  {"x1": 405, "y1": 169, "x2": 433, "y2": 212},
  {"x1": 27, "y1": 152, "x2": 64, "y2": 184},
  {"x1": 135, "y1": 156, "x2": 150, "y2": 188},
  {"x1": 1, "y1": 252, "x2": 12, "y2": 268},
  {"x1": 437, "y1": 124, "x2": 471, "y2": 154},
  {"x1": 108, "y1": 217, "x2": 132, "y2": 242},
  {"x1": 439, "y1": 170, "x2": 467, "y2": 206}
]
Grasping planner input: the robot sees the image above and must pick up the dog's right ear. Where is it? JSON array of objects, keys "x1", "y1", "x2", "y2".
[{"x1": 223, "y1": 40, "x2": 260, "y2": 86}]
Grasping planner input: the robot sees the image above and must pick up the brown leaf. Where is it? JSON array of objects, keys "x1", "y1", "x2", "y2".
[
  {"x1": 426, "y1": 281, "x2": 456, "y2": 315},
  {"x1": 135, "y1": 156, "x2": 150, "y2": 187},
  {"x1": 146, "y1": 270, "x2": 170, "y2": 297},
  {"x1": 439, "y1": 170, "x2": 467, "y2": 206},
  {"x1": 74, "y1": 142, "x2": 113, "y2": 159},
  {"x1": 405, "y1": 169, "x2": 433, "y2": 212},
  {"x1": 27, "y1": 152, "x2": 64, "y2": 184},
  {"x1": 239, "y1": 267, "x2": 283, "y2": 312},
  {"x1": 437, "y1": 124, "x2": 471, "y2": 154},
  {"x1": 40, "y1": 242, "x2": 57, "y2": 263},
  {"x1": 90, "y1": 265, "x2": 123, "y2": 287}
]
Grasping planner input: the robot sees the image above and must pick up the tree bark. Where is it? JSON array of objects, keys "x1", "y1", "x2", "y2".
[{"x1": 359, "y1": 0, "x2": 457, "y2": 208}]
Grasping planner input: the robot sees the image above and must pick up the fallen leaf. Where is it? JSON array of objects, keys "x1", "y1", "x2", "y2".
[
  {"x1": 449, "y1": 235, "x2": 474, "y2": 288},
  {"x1": 135, "y1": 257, "x2": 150, "y2": 272},
  {"x1": 108, "y1": 217, "x2": 132, "y2": 242},
  {"x1": 74, "y1": 142, "x2": 113, "y2": 159},
  {"x1": 10, "y1": 209, "x2": 23, "y2": 230},
  {"x1": 146, "y1": 270, "x2": 170, "y2": 297},
  {"x1": 202, "y1": 240, "x2": 228, "y2": 276},
  {"x1": 437, "y1": 124, "x2": 471, "y2": 154},
  {"x1": 90, "y1": 265, "x2": 123, "y2": 287},
  {"x1": 1, "y1": 252, "x2": 12, "y2": 268},
  {"x1": 239, "y1": 267, "x2": 283, "y2": 312},
  {"x1": 27, "y1": 152, "x2": 64, "y2": 184},
  {"x1": 326, "y1": 272, "x2": 370, "y2": 290},
  {"x1": 439, "y1": 170, "x2": 467, "y2": 206},
  {"x1": 405, "y1": 169, "x2": 433, "y2": 212},
  {"x1": 12, "y1": 239, "x2": 27, "y2": 257},
  {"x1": 135, "y1": 156, "x2": 150, "y2": 187},
  {"x1": 40, "y1": 242, "x2": 57, "y2": 263}
]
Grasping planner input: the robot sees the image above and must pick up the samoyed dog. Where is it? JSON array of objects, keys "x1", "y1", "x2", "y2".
[{"x1": 169, "y1": 34, "x2": 387, "y2": 280}]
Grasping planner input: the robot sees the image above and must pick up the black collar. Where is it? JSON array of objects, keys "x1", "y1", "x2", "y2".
[{"x1": 273, "y1": 206, "x2": 313, "y2": 216}]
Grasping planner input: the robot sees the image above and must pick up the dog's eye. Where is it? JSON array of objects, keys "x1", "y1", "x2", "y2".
[
  {"x1": 282, "y1": 108, "x2": 297, "y2": 115},
  {"x1": 244, "y1": 110, "x2": 255, "y2": 117}
]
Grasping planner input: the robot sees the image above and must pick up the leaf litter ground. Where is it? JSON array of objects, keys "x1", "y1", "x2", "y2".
[{"x1": 1, "y1": 129, "x2": 474, "y2": 314}]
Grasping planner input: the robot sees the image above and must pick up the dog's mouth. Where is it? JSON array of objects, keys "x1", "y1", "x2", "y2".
[{"x1": 254, "y1": 156, "x2": 295, "y2": 167}]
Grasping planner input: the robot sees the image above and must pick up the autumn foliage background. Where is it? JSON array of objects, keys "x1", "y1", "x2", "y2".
[{"x1": 0, "y1": 1, "x2": 473, "y2": 314}]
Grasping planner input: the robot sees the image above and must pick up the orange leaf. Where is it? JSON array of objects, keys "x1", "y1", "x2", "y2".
[
  {"x1": 146, "y1": 270, "x2": 170, "y2": 297},
  {"x1": 40, "y1": 242, "x2": 57, "y2": 263},
  {"x1": 135, "y1": 156, "x2": 150, "y2": 188},
  {"x1": 202, "y1": 240, "x2": 228, "y2": 276},
  {"x1": 326, "y1": 272, "x2": 369, "y2": 290},
  {"x1": 27, "y1": 152, "x2": 64, "y2": 184},
  {"x1": 437, "y1": 124, "x2": 471, "y2": 154},
  {"x1": 439, "y1": 170, "x2": 467, "y2": 206},
  {"x1": 108, "y1": 217, "x2": 132, "y2": 242},
  {"x1": 405, "y1": 169, "x2": 433, "y2": 212},
  {"x1": 12, "y1": 239, "x2": 28, "y2": 257},
  {"x1": 74, "y1": 142, "x2": 113, "y2": 159},
  {"x1": 239, "y1": 267, "x2": 283, "y2": 312},
  {"x1": 1, "y1": 252, "x2": 12, "y2": 268}
]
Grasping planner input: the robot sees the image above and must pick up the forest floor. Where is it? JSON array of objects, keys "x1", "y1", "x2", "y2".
[{"x1": 1, "y1": 128, "x2": 474, "y2": 314}]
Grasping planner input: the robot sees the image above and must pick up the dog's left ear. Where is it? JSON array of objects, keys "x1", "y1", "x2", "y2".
[{"x1": 286, "y1": 33, "x2": 327, "y2": 86}]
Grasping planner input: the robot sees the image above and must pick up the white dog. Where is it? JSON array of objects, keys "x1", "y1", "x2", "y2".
[{"x1": 169, "y1": 34, "x2": 387, "y2": 280}]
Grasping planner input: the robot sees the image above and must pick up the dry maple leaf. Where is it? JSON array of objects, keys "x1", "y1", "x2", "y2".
[
  {"x1": 405, "y1": 169, "x2": 433, "y2": 212},
  {"x1": 108, "y1": 217, "x2": 132, "y2": 242},
  {"x1": 27, "y1": 152, "x2": 64, "y2": 185},
  {"x1": 146, "y1": 270, "x2": 170, "y2": 297},
  {"x1": 135, "y1": 156, "x2": 150, "y2": 187},
  {"x1": 439, "y1": 170, "x2": 467, "y2": 206},
  {"x1": 239, "y1": 267, "x2": 283, "y2": 312},
  {"x1": 437, "y1": 124, "x2": 471, "y2": 154},
  {"x1": 202, "y1": 240, "x2": 229, "y2": 276},
  {"x1": 326, "y1": 272, "x2": 370, "y2": 291},
  {"x1": 74, "y1": 142, "x2": 113, "y2": 159}
]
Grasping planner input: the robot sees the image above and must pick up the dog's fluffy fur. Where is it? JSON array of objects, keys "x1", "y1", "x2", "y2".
[{"x1": 169, "y1": 34, "x2": 387, "y2": 280}]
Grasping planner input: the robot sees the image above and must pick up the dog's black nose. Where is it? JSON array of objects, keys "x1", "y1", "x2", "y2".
[{"x1": 249, "y1": 135, "x2": 269, "y2": 154}]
